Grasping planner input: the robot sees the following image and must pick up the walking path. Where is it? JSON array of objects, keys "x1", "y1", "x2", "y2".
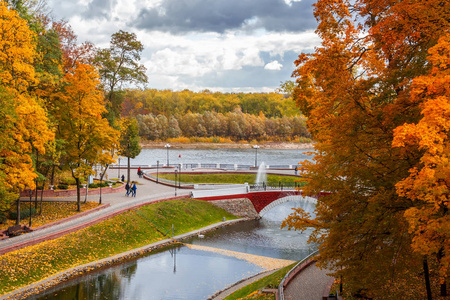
[
  {"x1": 283, "y1": 261, "x2": 334, "y2": 300},
  {"x1": 0, "y1": 169, "x2": 189, "y2": 254}
]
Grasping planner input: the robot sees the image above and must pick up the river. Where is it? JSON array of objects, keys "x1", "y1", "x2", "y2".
[
  {"x1": 27, "y1": 200, "x2": 316, "y2": 300},
  {"x1": 123, "y1": 147, "x2": 315, "y2": 167}
]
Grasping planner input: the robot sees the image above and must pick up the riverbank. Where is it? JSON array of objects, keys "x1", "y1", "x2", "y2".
[
  {"x1": 0, "y1": 199, "x2": 239, "y2": 298},
  {"x1": 141, "y1": 141, "x2": 315, "y2": 150}
]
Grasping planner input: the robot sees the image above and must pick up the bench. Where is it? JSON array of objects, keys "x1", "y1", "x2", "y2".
[{"x1": 6, "y1": 225, "x2": 28, "y2": 237}]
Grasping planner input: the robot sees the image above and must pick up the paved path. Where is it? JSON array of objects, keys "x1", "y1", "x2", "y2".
[
  {"x1": 284, "y1": 261, "x2": 334, "y2": 300},
  {"x1": 0, "y1": 169, "x2": 190, "y2": 254}
]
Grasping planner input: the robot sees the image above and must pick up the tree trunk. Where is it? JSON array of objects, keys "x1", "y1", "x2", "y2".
[
  {"x1": 75, "y1": 177, "x2": 81, "y2": 212},
  {"x1": 34, "y1": 182, "x2": 38, "y2": 210},
  {"x1": 127, "y1": 156, "x2": 131, "y2": 183},
  {"x1": 441, "y1": 282, "x2": 447, "y2": 297},
  {"x1": 39, "y1": 180, "x2": 45, "y2": 215},
  {"x1": 16, "y1": 194, "x2": 21, "y2": 225},
  {"x1": 423, "y1": 258, "x2": 433, "y2": 300}
]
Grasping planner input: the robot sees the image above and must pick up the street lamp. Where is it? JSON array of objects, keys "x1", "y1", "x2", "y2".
[
  {"x1": 253, "y1": 145, "x2": 260, "y2": 167},
  {"x1": 178, "y1": 164, "x2": 181, "y2": 188},
  {"x1": 174, "y1": 169, "x2": 178, "y2": 196},
  {"x1": 165, "y1": 144, "x2": 171, "y2": 166},
  {"x1": 118, "y1": 157, "x2": 121, "y2": 178},
  {"x1": 156, "y1": 160, "x2": 159, "y2": 184}
]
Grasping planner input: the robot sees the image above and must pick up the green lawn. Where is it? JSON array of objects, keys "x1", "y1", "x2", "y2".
[
  {"x1": 224, "y1": 263, "x2": 297, "y2": 299},
  {"x1": 158, "y1": 173, "x2": 305, "y2": 185}
]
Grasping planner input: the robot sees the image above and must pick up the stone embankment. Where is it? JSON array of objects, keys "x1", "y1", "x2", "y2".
[{"x1": 210, "y1": 198, "x2": 260, "y2": 219}]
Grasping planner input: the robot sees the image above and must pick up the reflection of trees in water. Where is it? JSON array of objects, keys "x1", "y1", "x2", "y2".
[
  {"x1": 41, "y1": 262, "x2": 138, "y2": 300},
  {"x1": 120, "y1": 262, "x2": 138, "y2": 281}
]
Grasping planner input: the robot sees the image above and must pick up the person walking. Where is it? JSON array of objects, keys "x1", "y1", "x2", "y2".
[
  {"x1": 137, "y1": 167, "x2": 142, "y2": 178},
  {"x1": 125, "y1": 182, "x2": 130, "y2": 196},
  {"x1": 131, "y1": 183, "x2": 137, "y2": 197}
]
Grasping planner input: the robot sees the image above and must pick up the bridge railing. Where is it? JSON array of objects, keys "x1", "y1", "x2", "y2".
[{"x1": 250, "y1": 181, "x2": 306, "y2": 191}]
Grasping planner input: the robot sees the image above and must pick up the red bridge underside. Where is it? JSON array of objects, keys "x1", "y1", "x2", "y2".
[{"x1": 195, "y1": 191, "x2": 330, "y2": 213}]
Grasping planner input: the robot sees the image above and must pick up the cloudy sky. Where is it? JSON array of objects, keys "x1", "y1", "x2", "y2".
[{"x1": 47, "y1": 0, "x2": 320, "y2": 92}]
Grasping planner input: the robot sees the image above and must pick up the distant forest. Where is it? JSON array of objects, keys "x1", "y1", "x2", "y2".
[{"x1": 122, "y1": 89, "x2": 311, "y2": 142}]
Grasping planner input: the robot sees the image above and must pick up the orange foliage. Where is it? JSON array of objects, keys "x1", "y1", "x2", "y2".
[{"x1": 393, "y1": 34, "x2": 450, "y2": 284}]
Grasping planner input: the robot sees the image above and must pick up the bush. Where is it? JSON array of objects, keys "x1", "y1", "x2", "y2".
[
  {"x1": 88, "y1": 183, "x2": 98, "y2": 188},
  {"x1": 0, "y1": 212, "x2": 6, "y2": 224},
  {"x1": 57, "y1": 184, "x2": 69, "y2": 190},
  {"x1": 60, "y1": 178, "x2": 77, "y2": 185},
  {"x1": 9, "y1": 207, "x2": 37, "y2": 220}
]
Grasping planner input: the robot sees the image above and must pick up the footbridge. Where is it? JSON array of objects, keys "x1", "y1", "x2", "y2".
[{"x1": 191, "y1": 187, "x2": 324, "y2": 214}]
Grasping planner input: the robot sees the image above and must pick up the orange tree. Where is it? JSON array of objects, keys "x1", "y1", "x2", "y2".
[
  {"x1": 393, "y1": 34, "x2": 450, "y2": 298},
  {"x1": 283, "y1": 0, "x2": 449, "y2": 298},
  {"x1": 51, "y1": 63, "x2": 118, "y2": 211}
]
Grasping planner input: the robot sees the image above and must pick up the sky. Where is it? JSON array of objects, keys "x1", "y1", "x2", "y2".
[{"x1": 47, "y1": 0, "x2": 320, "y2": 93}]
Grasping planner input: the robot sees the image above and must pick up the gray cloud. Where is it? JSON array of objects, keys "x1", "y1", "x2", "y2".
[
  {"x1": 132, "y1": 0, "x2": 316, "y2": 34},
  {"x1": 83, "y1": 0, "x2": 117, "y2": 20}
]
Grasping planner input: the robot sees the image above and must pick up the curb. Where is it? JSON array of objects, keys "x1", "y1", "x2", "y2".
[
  {"x1": 0, "y1": 196, "x2": 184, "y2": 256},
  {"x1": 0, "y1": 219, "x2": 246, "y2": 300}
]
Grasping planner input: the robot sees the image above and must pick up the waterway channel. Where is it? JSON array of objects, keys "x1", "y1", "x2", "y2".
[{"x1": 28, "y1": 200, "x2": 316, "y2": 300}]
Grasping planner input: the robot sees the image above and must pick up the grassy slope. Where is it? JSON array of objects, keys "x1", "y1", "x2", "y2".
[
  {"x1": 224, "y1": 263, "x2": 296, "y2": 300},
  {"x1": 0, "y1": 199, "x2": 237, "y2": 295}
]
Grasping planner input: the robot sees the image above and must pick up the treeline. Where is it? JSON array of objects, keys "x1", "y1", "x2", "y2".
[
  {"x1": 122, "y1": 89, "x2": 299, "y2": 118},
  {"x1": 136, "y1": 110, "x2": 310, "y2": 141}
]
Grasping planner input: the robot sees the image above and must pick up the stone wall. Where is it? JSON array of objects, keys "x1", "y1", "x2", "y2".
[{"x1": 210, "y1": 198, "x2": 260, "y2": 219}]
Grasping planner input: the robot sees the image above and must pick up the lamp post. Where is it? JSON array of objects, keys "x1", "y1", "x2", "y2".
[
  {"x1": 118, "y1": 157, "x2": 121, "y2": 178},
  {"x1": 178, "y1": 164, "x2": 181, "y2": 188},
  {"x1": 174, "y1": 169, "x2": 178, "y2": 196},
  {"x1": 165, "y1": 144, "x2": 171, "y2": 166},
  {"x1": 253, "y1": 145, "x2": 260, "y2": 167},
  {"x1": 156, "y1": 160, "x2": 159, "y2": 184}
]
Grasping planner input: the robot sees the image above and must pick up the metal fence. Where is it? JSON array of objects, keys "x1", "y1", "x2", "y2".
[
  {"x1": 111, "y1": 163, "x2": 298, "y2": 170},
  {"x1": 250, "y1": 181, "x2": 306, "y2": 191}
]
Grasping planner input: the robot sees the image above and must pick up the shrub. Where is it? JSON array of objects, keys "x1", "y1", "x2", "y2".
[
  {"x1": 0, "y1": 212, "x2": 6, "y2": 224},
  {"x1": 9, "y1": 207, "x2": 37, "y2": 220},
  {"x1": 88, "y1": 183, "x2": 98, "y2": 188},
  {"x1": 57, "y1": 184, "x2": 69, "y2": 190},
  {"x1": 60, "y1": 178, "x2": 77, "y2": 185}
]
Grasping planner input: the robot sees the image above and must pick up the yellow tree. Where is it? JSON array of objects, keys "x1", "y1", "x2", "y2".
[
  {"x1": 52, "y1": 63, "x2": 118, "y2": 211},
  {"x1": 393, "y1": 34, "x2": 450, "y2": 297},
  {"x1": 0, "y1": 1, "x2": 53, "y2": 214}
]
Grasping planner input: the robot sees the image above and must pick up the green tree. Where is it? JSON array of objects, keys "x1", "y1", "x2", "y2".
[
  {"x1": 95, "y1": 30, "x2": 148, "y2": 124},
  {"x1": 119, "y1": 118, "x2": 141, "y2": 183}
]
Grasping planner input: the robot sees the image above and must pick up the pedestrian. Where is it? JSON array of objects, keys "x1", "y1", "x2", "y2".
[
  {"x1": 131, "y1": 183, "x2": 137, "y2": 197},
  {"x1": 125, "y1": 182, "x2": 130, "y2": 196},
  {"x1": 121, "y1": 174, "x2": 125, "y2": 182},
  {"x1": 137, "y1": 167, "x2": 141, "y2": 177}
]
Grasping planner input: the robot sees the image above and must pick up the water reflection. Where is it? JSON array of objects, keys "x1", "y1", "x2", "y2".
[
  {"x1": 27, "y1": 201, "x2": 315, "y2": 300},
  {"x1": 28, "y1": 247, "x2": 264, "y2": 300}
]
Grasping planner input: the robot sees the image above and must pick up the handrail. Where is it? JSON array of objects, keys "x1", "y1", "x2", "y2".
[{"x1": 278, "y1": 250, "x2": 319, "y2": 300}]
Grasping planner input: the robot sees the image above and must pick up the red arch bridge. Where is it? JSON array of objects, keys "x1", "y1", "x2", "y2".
[{"x1": 191, "y1": 186, "x2": 328, "y2": 215}]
